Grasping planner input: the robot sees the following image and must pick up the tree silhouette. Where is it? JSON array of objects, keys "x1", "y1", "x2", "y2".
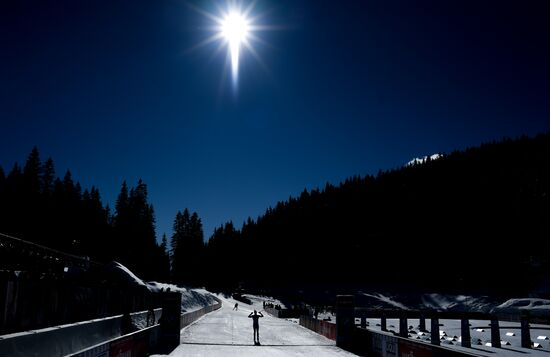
[{"x1": 170, "y1": 209, "x2": 205, "y2": 286}]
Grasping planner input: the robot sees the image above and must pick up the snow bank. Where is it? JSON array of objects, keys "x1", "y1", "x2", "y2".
[
  {"x1": 492, "y1": 298, "x2": 550, "y2": 319},
  {"x1": 104, "y1": 261, "x2": 149, "y2": 289},
  {"x1": 147, "y1": 283, "x2": 217, "y2": 312},
  {"x1": 105, "y1": 262, "x2": 217, "y2": 312}
]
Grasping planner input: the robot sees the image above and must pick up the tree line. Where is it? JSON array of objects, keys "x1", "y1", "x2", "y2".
[
  {"x1": 198, "y1": 133, "x2": 550, "y2": 296},
  {"x1": 0, "y1": 147, "x2": 169, "y2": 281},
  {"x1": 2, "y1": 132, "x2": 550, "y2": 296}
]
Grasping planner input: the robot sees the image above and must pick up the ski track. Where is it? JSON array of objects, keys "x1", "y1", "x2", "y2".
[{"x1": 152, "y1": 294, "x2": 356, "y2": 357}]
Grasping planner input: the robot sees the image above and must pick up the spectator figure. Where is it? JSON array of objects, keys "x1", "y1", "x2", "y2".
[
  {"x1": 146, "y1": 306, "x2": 156, "y2": 326},
  {"x1": 248, "y1": 310, "x2": 264, "y2": 345},
  {"x1": 120, "y1": 311, "x2": 138, "y2": 335},
  {"x1": 233, "y1": 302, "x2": 239, "y2": 311}
]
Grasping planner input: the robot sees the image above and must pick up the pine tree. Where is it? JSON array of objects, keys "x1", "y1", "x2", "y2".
[
  {"x1": 23, "y1": 147, "x2": 42, "y2": 195},
  {"x1": 171, "y1": 211, "x2": 185, "y2": 283},
  {"x1": 41, "y1": 157, "x2": 55, "y2": 195},
  {"x1": 159, "y1": 233, "x2": 171, "y2": 282},
  {"x1": 170, "y1": 209, "x2": 204, "y2": 286}
]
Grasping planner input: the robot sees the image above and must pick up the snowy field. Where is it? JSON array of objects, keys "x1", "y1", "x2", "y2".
[
  {"x1": 364, "y1": 318, "x2": 550, "y2": 356},
  {"x1": 152, "y1": 293, "x2": 356, "y2": 357},
  {"x1": 356, "y1": 294, "x2": 550, "y2": 354}
]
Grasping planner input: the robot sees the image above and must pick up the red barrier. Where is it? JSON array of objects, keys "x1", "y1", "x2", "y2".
[{"x1": 299, "y1": 315, "x2": 336, "y2": 341}]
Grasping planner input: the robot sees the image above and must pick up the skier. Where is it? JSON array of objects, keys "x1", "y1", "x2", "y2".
[
  {"x1": 248, "y1": 310, "x2": 264, "y2": 345},
  {"x1": 233, "y1": 302, "x2": 239, "y2": 311}
]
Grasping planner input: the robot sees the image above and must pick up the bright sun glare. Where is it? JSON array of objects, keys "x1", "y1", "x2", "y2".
[
  {"x1": 190, "y1": 1, "x2": 278, "y2": 91},
  {"x1": 221, "y1": 11, "x2": 250, "y2": 82}
]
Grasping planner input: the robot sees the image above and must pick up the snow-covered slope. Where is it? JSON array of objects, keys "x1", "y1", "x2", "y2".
[
  {"x1": 358, "y1": 292, "x2": 496, "y2": 312},
  {"x1": 406, "y1": 153, "x2": 442, "y2": 166},
  {"x1": 361, "y1": 293, "x2": 410, "y2": 310},
  {"x1": 420, "y1": 294, "x2": 494, "y2": 312},
  {"x1": 105, "y1": 262, "x2": 216, "y2": 312},
  {"x1": 492, "y1": 298, "x2": 550, "y2": 319}
]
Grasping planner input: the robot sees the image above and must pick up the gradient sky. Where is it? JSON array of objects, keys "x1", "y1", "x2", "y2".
[{"x1": 1, "y1": 0, "x2": 549, "y2": 240}]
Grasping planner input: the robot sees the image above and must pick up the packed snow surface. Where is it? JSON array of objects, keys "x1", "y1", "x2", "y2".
[{"x1": 152, "y1": 293, "x2": 356, "y2": 357}]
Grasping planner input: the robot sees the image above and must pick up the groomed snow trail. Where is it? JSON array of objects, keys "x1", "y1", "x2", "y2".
[{"x1": 154, "y1": 294, "x2": 357, "y2": 357}]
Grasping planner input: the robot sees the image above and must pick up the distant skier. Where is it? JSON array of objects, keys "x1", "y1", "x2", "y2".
[
  {"x1": 233, "y1": 302, "x2": 239, "y2": 311},
  {"x1": 248, "y1": 310, "x2": 264, "y2": 345}
]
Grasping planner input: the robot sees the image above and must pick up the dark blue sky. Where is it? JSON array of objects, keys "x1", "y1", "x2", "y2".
[{"x1": 1, "y1": 0, "x2": 549, "y2": 240}]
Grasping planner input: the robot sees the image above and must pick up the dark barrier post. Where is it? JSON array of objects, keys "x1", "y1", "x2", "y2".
[
  {"x1": 461, "y1": 318, "x2": 471, "y2": 348},
  {"x1": 399, "y1": 315, "x2": 408, "y2": 338},
  {"x1": 490, "y1": 318, "x2": 501, "y2": 348},
  {"x1": 336, "y1": 295, "x2": 355, "y2": 351},
  {"x1": 521, "y1": 315, "x2": 531, "y2": 348},
  {"x1": 157, "y1": 292, "x2": 182, "y2": 354},
  {"x1": 431, "y1": 317, "x2": 440, "y2": 346},
  {"x1": 419, "y1": 315, "x2": 426, "y2": 332},
  {"x1": 381, "y1": 316, "x2": 387, "y2": 332},
  {"x1": 360, "y1": 317, "x2": 366, "y2": 329}
]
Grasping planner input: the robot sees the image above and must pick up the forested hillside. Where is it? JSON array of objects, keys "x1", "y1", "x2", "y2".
[
  {"x1": 203, "y1": 133, "x2": 550, "y2": 296},
  {"x1": 0, "y1": 148, "x2": 169, "y2": 281}
]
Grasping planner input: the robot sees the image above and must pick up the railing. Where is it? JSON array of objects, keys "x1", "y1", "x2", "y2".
[
  {"x1": 0, "y1": 295, "x2": 223, "y2": 357},
  {"x1": 299, "y1": 296, "x2": 550, "y2": 356},
  {"x1": 300, "y1": 315, "x2": 336, "y2": 340},
  {"x1": 0, "y1": 232, "x2": 101, "y2": 273},
  {"x1": 180, "y1": 296, "x2": 222, "y2": 329},
  {"x1": 0, "y1": 308, "x2": 161, "y2": 357},
  {"x1": 0, "y1": 277, "x2": 162, "y2": 335},
  {"x1": 353, "y1": 307, "x2": 535, "y2": 349}
]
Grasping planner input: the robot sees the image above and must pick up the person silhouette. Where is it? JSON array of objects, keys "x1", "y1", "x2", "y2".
[
  {"x1": 120, "y1": 311, "x2": 138, "y2": 335},
  {"x1": 248, "y1": 310, "x2": 264, "y2": 345},
  {"x1": 233, "y1": 303, "x2": 239, "y2": 311}
]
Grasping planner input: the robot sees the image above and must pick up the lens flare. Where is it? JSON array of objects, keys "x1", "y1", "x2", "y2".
[
  {"x1": 188, "y1": 1, "x2": 280, "y2": 92},
  {"x1": 221, "y1": 12, "x2": 250, "y2": 82}
]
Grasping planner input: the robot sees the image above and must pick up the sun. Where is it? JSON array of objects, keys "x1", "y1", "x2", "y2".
[
  {"x1": 220, "y1": 11, "x2": 251, "y2": 82},
  {"x1": 188, "y1": 1, "x2": 278, "y2": 91}
]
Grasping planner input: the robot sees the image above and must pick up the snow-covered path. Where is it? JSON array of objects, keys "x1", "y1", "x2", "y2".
[{"x1": 155, "y1": 294, "x2": 356, "y2": 357}]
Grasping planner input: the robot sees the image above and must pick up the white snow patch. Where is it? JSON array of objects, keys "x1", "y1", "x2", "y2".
[
  {"x1": 406, "y1": 153, "x2": 442, "y2": 166},
  {"x1": 493, "y1": 298, "x2": 550, "y2": 319},
  {"x1": 105, "y1": 262, "x2": 216, "y2": 313},
  {"x1": 361, "y1": 293, "x2": 410, "y2": 310},
  {"x1": 106, "y1": 261, "x2": 148, "y2": 288}
]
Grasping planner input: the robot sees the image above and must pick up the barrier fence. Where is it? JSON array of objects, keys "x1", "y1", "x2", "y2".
[
  {"x1": 0, "y1": 277, "x2": 161, "y2": 335},
  {"x1": 180, "y1": 296, "x2": 222, "y2": 329},
  {"x1": 299, "y1": 296, "x2": 547, "y2": 356},
  {"x1": 0, "y1": 309, "x2": 161, "y2": 357},
  {"x1": 353, "y1": 328, "x2": 479, "y2": 357},
  {"x1": 265, "y1": 306, "x2": 309, "y2": 319},
  {"x1": 0, "y1": 294, "x2": 222, "y2": 357},
  {"x1": 299, "y1": 315, "x2": 336, "y2": 340}
]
